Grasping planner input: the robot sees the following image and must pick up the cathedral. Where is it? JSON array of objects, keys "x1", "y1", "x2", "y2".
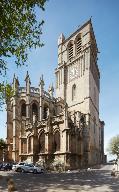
[{"x1": 7, "y1": 19, "x2": 105, "y2": 170}]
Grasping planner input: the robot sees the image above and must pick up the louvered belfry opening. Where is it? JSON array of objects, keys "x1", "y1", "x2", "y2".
[
  {"x1": 76, "y1": 37, "x2": 82, "y2": 55},
  {"x1": 68, "y1": 43, "x2": 73, "y2": 60}
]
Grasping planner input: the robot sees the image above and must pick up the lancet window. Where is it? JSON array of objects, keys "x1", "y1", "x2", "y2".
[
  {"x1": 54, "y1": 131, "x2": 60, "y2": 152},
  {"x1": 39, "y1": 132, "x2": 45, "y2": 153},
  {"x1": 21, "y1": 103, "x2": 26, "y2": 117}
]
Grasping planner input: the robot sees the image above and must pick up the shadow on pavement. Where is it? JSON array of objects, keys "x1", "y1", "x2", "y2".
[{"x1": 0, "y1": 169, "x2": 119, "y2": 192}]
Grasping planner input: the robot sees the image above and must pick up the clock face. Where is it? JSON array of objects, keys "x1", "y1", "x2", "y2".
[{"x1": 69, "y1": 65, "x2": 79, "y2": 81}]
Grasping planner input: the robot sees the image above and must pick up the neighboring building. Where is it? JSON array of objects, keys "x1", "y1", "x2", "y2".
[{"x1": 6, "y1": 19, "x2": 105, "y2": 169}]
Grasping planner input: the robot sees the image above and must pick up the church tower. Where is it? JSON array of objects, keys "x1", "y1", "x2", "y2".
[
  {"x1": 56, "y1": 19, "x2": 99, "y2": 113},
  {"x1": 55, "y1": 19, "x2": 100, "y2": 165}
]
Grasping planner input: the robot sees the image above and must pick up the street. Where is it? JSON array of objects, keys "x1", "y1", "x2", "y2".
[{"x1": 0, "y1": 164, "x2": 119, "y2": 192}]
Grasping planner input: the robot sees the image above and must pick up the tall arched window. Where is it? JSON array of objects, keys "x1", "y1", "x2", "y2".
[
  {"x1": 43, "y1": 104, "x2": 49, "y2": 119},
  {"x1": 68, "y1": 41, "x2": 73, "y2": 60},
  {"x1": 21, "y1": 139, "x2": 27, "y2": 154},
  {"x1": 39, "y1": 132, "x2": 45, "y2": 153},
  {"x1": 21, "y1": 103, "x2": 26, "y2": 117},
  {"x1": 32, "y1": 103, "x2": 38, "y2": 117},
  {"x1": 75, "y1": 35, "x2": 82, "y2": 55},
  {"x1": 54, "y1": 131, "x2": 60, "y2": 152},
  {"x1": 72, "y1": 84, "x2": 76, "y2": 101},
  {"x1": 32, "y1": 103, "x2": 38, "y2": 123}
]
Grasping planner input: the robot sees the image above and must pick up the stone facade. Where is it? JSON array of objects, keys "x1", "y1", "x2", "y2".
[{"x1": 6, "y1": 19, "x2": 104, "y2": 169}]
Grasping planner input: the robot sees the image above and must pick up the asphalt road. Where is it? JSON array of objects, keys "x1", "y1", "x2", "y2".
[{"x1": 0, "y1": 164, "x2": 119, "y2": 192}]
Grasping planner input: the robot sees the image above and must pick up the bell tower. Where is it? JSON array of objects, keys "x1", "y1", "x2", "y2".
[
  {"x1": 55, "y1": 19, "x2": 101, "y2": 165},
  {"x1": 55, "y1": 19, "x2": 100, "y2": 115}
]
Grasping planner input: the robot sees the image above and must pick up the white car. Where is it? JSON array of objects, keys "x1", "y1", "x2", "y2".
[{"x1": 12, "y1": 162, "x2": 44, "y2": 173}]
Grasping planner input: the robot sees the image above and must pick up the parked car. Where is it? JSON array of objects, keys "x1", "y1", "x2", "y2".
[
  {"x1": 0, "y1": 163, "x2": 13, "y2": 171},
  {"x1": 12, "y1": 162, "x2": 44, "y2": 173},
  {"x1": 0, "y1": 163, "x2": 3, "y2": 170}
]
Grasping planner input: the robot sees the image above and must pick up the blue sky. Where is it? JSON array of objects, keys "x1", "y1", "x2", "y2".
[{"x1": 0, "y1": 0, "x2": 119, "y2": 159}]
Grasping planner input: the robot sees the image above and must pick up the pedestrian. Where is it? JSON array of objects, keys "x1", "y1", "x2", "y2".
[
  {"x1": 7, "y1": 177, "x2": 17, "y2": 192},
  {"x1": 111, "y1": 162, "x2": 117, "y2": 176}
]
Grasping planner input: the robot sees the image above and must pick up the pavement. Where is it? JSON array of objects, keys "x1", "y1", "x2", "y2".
[{"x1": 0, "y1": 164, "x2": 119, "y2": 192}]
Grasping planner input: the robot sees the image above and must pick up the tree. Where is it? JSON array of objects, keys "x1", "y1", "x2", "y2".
[
  {"x1": 0, "y1": 138, "x2": 7, "y2": 150},
  {"x1": 107, "y1": 135, "x2": 119, "y2": 158},
  {"x1": 0, "y1": 83, "x2": 14, "y2": 107},
  {"x1": 0, "y1": 0, "x2": 47, "y2": 106}
]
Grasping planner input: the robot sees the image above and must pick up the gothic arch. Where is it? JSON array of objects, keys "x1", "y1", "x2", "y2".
[
  {"x1": 32, "y1": 103, "x2": 38, "y2": 116},
  {"x1": 30, "y1": 101, "x2": 38, "y2": 121},
  {"x1": 53, "y1": 130, "x2": 60, "y2": 152},
  {"x1": 39, "y1": 131, "x2": 45, "y2": 153},
  {"x1": 20, "y1": 100, "x2": 26, "y2": 117},
  {"x1": 75, "y1": 33, "x2": 82, "y2": 55},
  {"x1": 21, "y1": 139, "x2": 27, "y2": 154}
]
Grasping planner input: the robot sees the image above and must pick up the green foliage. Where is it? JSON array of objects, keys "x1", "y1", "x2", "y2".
[
  {"x1": 0, "y1": 83, "x2": 14, "y2": 108},
  {"x1": 107, "y1": 135, "x2": 119, "y2": 158},
  {"x1": 0, "y1": 138, "x2": 7, "y2": 149},
  {"x1": 0, "y1": 0, "x2": 47, "y2": 74},
  {"x1": 0, "y1": 0, "x2": 47, "y2": 106}
]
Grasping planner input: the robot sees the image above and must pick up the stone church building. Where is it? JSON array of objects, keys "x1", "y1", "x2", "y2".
[{"x1": 7, "y1": 19, "x2": 105, "y2": 169}]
